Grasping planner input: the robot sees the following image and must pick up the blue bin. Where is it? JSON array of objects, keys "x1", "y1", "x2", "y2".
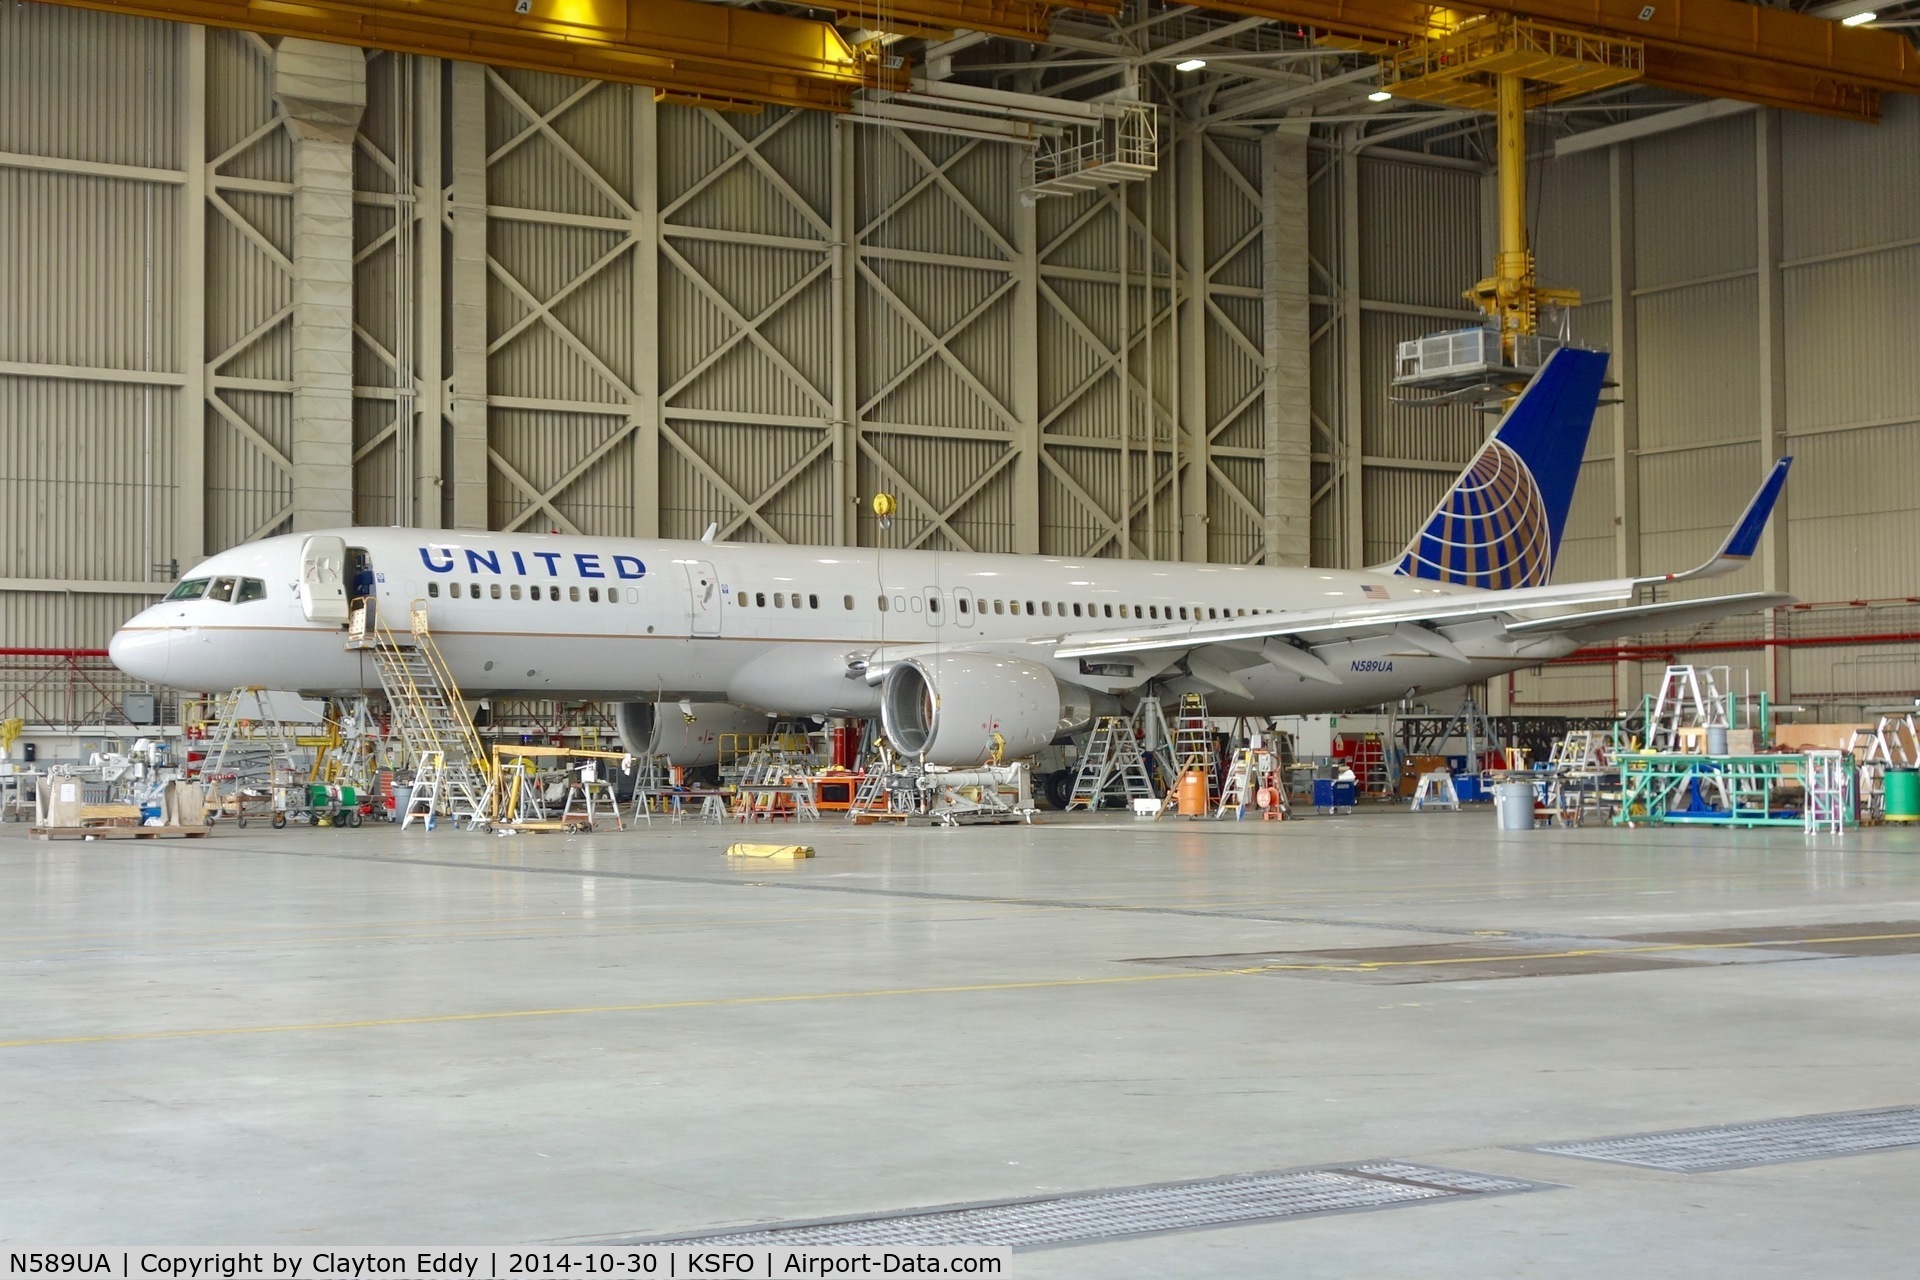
[
  {"x1": 1455, "y1": 775, "x2": 1483, "y2": 803},
  {"x1": 1314, "y1": 779, "x2": 1356, "y2": 810}
]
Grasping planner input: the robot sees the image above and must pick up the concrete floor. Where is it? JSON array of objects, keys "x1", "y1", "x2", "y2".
[{"x1": 5, "y1": 808, "x2": 1920, "y2": 1275}]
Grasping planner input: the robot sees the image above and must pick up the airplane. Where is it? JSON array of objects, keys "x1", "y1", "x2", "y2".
[{"x1": 110, "y1": 346, "x2": 1793, "y2": 788}]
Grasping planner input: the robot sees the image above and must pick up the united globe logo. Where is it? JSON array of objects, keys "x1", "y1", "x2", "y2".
[{"x1": 1396, "y1": 439, "x2": 1553, "y2": 589}]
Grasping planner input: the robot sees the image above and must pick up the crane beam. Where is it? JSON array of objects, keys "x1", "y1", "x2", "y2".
[{"x1": 41, "y1": 0, "x2": 896, "y2": 112}]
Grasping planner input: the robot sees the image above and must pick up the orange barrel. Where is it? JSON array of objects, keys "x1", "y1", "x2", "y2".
[{"x1": 1178, "y1": 769, "x2": 1208, "y2": 816}]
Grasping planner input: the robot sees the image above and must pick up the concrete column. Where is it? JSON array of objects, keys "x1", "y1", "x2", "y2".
[
  {"x1": 1609, "y1": 143, "x2": 1643, "y2": 711},
  {"x1": 1755, "y1": 108, "x2": 1791, "y2": 702},
  {"x1": 1261, "y1": 124, "x2": 1312, "y2": 567},
  {"x1": 275, "y1": 39, "x2": 364, "y2": 532},
  {"x1": 1176, "y1": 129, "x2": 1208, "y2": 562},
  {"x1": 446, "y1": 61, "x2": 490, "y2": 530}
]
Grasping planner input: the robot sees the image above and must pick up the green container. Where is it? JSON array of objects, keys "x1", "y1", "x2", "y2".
[{"x1": 1885, "y1": 769, "x2": 1920, "y2": 823}]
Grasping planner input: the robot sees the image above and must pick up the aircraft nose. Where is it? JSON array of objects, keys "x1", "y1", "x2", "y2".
[{"x1": 108, "y1": 623, "x2": 172, "y2": 686}]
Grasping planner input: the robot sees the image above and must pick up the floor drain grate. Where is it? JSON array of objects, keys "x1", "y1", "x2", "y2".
[
  {"x1": 1527, "y1": 1106, "x2": 1920, "y2": 1172},
  {"x1": 630, "y1": 1162, "x2": 1547, "y2": 1252}
]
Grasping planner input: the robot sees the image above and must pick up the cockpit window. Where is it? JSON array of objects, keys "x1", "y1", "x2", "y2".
[
  {"x1": 166, "y1": 578, "x2": 210, "y2": 601},
  {"x1": 207, "y1": 577, "x2": 237, "y2": 603},
  {"x1": 235, "y1": 578, "x2": 266, "y2": 603}
]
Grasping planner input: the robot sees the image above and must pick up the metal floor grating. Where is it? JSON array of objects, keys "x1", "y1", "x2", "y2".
[
  {"x1": 633, "y1": 1162, "x2": 1547, "y2": 1252},
  {"x1": 1527, "y1": 1106, "x2": 1920, "y2": 1172}
]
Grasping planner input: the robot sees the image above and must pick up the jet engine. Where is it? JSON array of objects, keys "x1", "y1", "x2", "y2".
[
  {"x1": 880, "y1": 653, "x2": 1060, "y2": 766},
  {"x1": 613, "y1": 700, "x2": 767, "y2": 767}
]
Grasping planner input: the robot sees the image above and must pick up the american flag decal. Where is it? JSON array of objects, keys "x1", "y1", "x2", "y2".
[{"x1": 1362, "y1": 583, "x2": 1389, "y2": 600}]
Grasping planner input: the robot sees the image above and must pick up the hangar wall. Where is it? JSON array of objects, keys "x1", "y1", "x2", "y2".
[
  {"x1": 2, "y1": 1, "x2": 1917, "y2": 723},
  {"x1": 1512, "y1": 99, "x2": 1920, "y2": 719},
  {"x1": 0, "y1": 4, "x2": 1307, "y2": 688}
]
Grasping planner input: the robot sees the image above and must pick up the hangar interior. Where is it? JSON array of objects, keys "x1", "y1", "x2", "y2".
[{"x1": 5, "y1": 0, "x2": 1920, "y2": 1268}]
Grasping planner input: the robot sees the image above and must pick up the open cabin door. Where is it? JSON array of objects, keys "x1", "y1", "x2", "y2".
[
  {"x1": 299, "y1": 534, "x2": 350, "y2": 624},
  {"x1": 685, "y1": 561, "x2": 721, "y2": 637}
]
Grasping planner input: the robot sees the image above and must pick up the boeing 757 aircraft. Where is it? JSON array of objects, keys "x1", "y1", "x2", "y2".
[{"x1": 110, "y1": 348, "x2": 1791, "y2": 771}]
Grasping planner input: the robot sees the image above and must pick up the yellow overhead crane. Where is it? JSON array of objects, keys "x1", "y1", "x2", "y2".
[
  {"x1": 1376, "y1": 16, "x2": 1644, "y2": 363},
  {"x1": 1209, "y1": 0, "x2": 1920, "y2": 122},
  {"x1": 50, "y1": 0, "x2": 893, "y2": 112}
]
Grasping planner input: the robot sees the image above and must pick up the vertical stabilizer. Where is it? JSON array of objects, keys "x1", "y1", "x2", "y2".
[{"x1": 1391, "y1": 346, "x2": 1609, "y2": 588}]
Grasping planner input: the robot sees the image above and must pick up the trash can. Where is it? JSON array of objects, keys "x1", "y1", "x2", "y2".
[
  {"x1": 1494, "y1": 780, "x2": 1535, "y2": 830},
  {"x1": 391, "y1": 784, "x2": 413, "y2": 818}
]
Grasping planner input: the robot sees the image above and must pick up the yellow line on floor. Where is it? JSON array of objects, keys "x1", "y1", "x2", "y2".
[
  {"x1": 0, "y1": 966, "x2": 1268, "y2": 1051},
  {"x1": 1254, "y1": 930, "x2": 1920, "y2": 972}
]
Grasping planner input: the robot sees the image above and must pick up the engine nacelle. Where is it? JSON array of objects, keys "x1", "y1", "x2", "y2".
[
  {"x1": 880, "y1": 653, "x2": 1060, "y2": 766},
  {"x1": 613, "y1": 700, "x2": 767, "y2": 767}
]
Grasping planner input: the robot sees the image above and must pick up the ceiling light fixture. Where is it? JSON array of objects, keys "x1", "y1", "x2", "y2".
[
  {"x1": 1175, "y1": 58, "x2": 1207, "y2": 72},
  {"x1": 1842, "y1": 10, "x2": 1876, "y2": 23},
  {"x1": 1368, "y1": 89, "x2": 1393, "y2": 102}
]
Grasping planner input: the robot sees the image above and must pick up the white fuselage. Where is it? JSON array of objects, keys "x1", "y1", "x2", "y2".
[{"x1": 109, "y1": 528, "x2": 1538, "y2": 716}]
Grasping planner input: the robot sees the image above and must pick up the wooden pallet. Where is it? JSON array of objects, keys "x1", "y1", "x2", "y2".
[{"x1": 29, "y1": 825, "x2": 213, "y2": 841}]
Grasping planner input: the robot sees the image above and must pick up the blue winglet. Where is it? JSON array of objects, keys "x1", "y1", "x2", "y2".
[{"x1": 1719, "y1": 457, "x2": 1793, "y2": 562}]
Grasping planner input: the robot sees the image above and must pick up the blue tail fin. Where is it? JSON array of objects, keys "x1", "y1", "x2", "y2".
[{"x1": 1392, "y1": 346, "x2": 1610, "y2": 589}]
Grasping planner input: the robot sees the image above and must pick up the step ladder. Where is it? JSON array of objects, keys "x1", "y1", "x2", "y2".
[
  {"x1": 352, "y1": 601, "x2": 492, "y2": 828},
  {"x1": 1410, "y1": 770, "x2": 1461, "y2": 811},
  {"x1": 1647, "y1": 665, "x2": 1728, "y2": 752},
  {"x1": 1155, "y1": 693, "x2": 1214, "y2": 820},
  {"x1": 1067, "y1": 716, "x2": 1157, "y2": 811},
  {"x1": 557, "y1": 761, "x2": 623, "y2": 830},
  {"x1": 1804, "y1": 750, "x2": 1850, "y2": 835},
  {"x1": 198, "y1": 686, "x2": 305, "y2": 782}
]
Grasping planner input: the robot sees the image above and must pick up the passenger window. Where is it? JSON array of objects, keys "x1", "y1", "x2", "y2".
[
  {"x1": 471, "y1": 582, "x2": 480, "y2": 598},
  {"x1": 928, "y1": 596, "x2": 941, "y2": 615},
  {"x1": 993, "y1": 600, "x2": 1004, "y2": 615},
  {"x1": 588, "y1": 587, "x2": 599, "y2": 602},
  {"x1": 427, "y1": 582, "x2": 440, "y2": 598},
  {"x1": 756, "y1": 593, "x2": 766, "y2": 607},
  {"x1": 491, "y1": 584, "x2": 502, "y2": 600},
  {"x1": 1072, "y1": 603, "x2": 1082, "y2": 617},
  {"x1": 450, "y1": 582, "x2": 463, "y2": 599},
  {"x1": 236, "y1": 578, "x2": 267, "y2": 603},
  {"x1": 810, "y1": 594, "x2": 820, "y2": 609},
  {"x1": 877, "y1": 595, "x2": 888, "y2": 611},
  {"x1": 1148, "y1": 606, "x2": 1157, "y2": 619},
  {"x1": 958, "y1": 597, "x2": 970, "y2": 615},
  {"x1": 774, "y1": 593, "x2": 784, "y2": 608},
  {"x1": 1042, "y1": 602, "x2": 1052, "y2": 616},
  {"x1": 1208, "y1": 607, "x2": 1216, "y2": 619},
  {"x1": 1104, "y1": 604, "x2": 1112, "y2": 618},
  {"x1": 569, "y1": 586, "x2": 580, "y2": 602},
  {"x1": 844, "y1": 595, "x2": 854, "y2": 610},
  {"x1": 165, "y1": 578, "x2": 210, "y2": 601},
  {"x1": 1119, "y1": 604, "x2": 1128, "y2": 619},
  {"x1": 208, "y1": 577, "x2": 237, "y2": 603},
  {"x1": 551, "y1": 588, "x2": 561, "y2": 604},
  {"x1": 510, "y1": 585, "x2": 521, "y2": 601}
]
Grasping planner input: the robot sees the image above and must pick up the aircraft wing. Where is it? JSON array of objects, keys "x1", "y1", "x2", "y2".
[
  {"x1": 1500, "y1": 592, "x2": 1794, "y2": 645},
  {"x1": 1052, "y1": 459, "x2": 1793, "y2": 687}
]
